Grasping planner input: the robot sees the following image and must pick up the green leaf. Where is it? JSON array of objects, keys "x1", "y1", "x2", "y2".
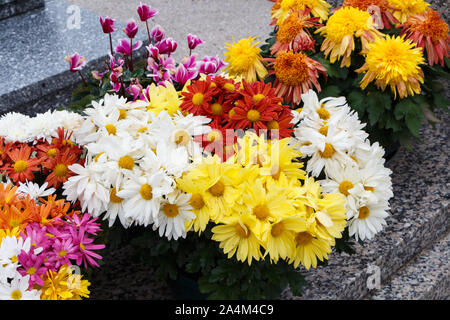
[
  {"x1": 393, "y1": 98, "x2": 415, "y2": 120},
  {"x1": 432, "y1": 93, "x2": 450, "y2": 111},
  {"x1": 405, "y1": 103, "x2": 423, "y2": 137},
  {"x1": 347, "y1": 90, "x2": 366, "y2": 116},
  {"x1": 366, "y1": 92, "x2": 386, "y2": 126},
  {"x1": 318, "y1": 85, "x2": 341, "y2": 99}
]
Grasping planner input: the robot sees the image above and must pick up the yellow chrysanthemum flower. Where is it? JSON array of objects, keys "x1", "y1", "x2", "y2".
[
  {"x1": 271, "y1": 0, "x2": 331, "y2": 24},
  {"x1": 211, "y1": 213, "x2": 262, "y2": 265},
  {"x1": 290, "y1": 230, "x2": 333, "y2": 269},
  {"x1": 387, "y1": 0, "x2": 430, "y2": 23},
  {"x1": 316, "y1": 6, "x2": 384, "y2": 67},
  {"x1": 142, "y1": 81, "x2": 181, "y2": 116},
  {"x1": 224, "y1": 37, "x2": 268, "y2": 82},
  {"x1": 356, "y1": 35, "x2": 425, "y2": 98},
  {"x1": 40, "y1": 265, "x2": 90, "y2": 300},
  {"x1": 0, "y1": 227, "x2": 20, "y2": 244}
]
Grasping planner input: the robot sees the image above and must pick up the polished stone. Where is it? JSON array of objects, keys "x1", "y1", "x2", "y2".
[{"x1": 0, "y1": 0, "x2": 44, "y2": 20}]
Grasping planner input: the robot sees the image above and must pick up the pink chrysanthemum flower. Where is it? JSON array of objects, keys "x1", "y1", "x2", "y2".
[{"x1": 17, "y1": 251, "x2": 47, "y2": 289}]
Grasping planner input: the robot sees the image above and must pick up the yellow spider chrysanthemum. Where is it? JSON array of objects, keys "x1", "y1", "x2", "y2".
[
  {"x1": 224, "y1": 37, "x2": 268, "y2": 82},
  {"x1": 211, "y1": 213, "x2": 262, "y2": 265},
  {"x1": 356, "y1": 35, "x2": 425, "y2": 98},
  {"x1": 271, "y1": 0, "x2": 331, "y2": 24},
  {"x1": 387, "y1": 0, "x2": 430, "y2": 23},
  {"x1": 316, "y1": 6, "x2": 384, "y2": 67},
  {"x1": 142, "y1": 81, "x2": 181, "y2": 116},
  {"x1": 40, "y1": 265, "x2": 90, "y2": 300}
]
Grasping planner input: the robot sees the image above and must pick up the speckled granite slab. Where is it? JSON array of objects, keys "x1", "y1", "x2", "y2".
[
  {"x1": 0, "y1": 0, "x2": 44, "y2": 21},
  {"x1": 0, "y1": 0, "x2": 148, "y2": 115},
  {"x1": 369, "y1": 232, "x2": 449, "y2": 300},
  {"x1": 281, "y1": 109, "x2": 449, "y2": 300}
]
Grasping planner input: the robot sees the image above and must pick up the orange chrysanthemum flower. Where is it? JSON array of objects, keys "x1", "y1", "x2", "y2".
[
  {"x1": 4, "y1": 145, "x2": 41, "y2": 183},
  {"x1": 400, "y1": 9, "x2": 450, "y2": 67},
  {"x1": 45, "y1": 149, "x2": 78, "y2": 188},
  {"x1": 0, "y1": 137, "x2": 13, "y2": 167},
  {"x1": 271, "y1": 9, "x2": 320, "y2": 55},
  {"x1": 342, "y1": 0, "x2": 399, "y2": 29},
  {"x1": 0, "y1": 201, "x2": 36, "y2": 231},
  {"x1": 266, "y1": 51, "x2": 327, "y2": 105},
  {"x1": 0, "y1": 183, "x2": 20, "y2": 208}
]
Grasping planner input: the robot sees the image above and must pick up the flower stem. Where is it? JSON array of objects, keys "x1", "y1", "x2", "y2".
[
  {"x1": 109, "y1": 33, "x2": 114, "y2": 56},
  {"x1": 78, "y1": 71, "x2": 87, "y2": 86},
  {"x1": 145, "y1": 20, "x2": 151, "y2": 44},
  {"x1": 130, "y1": 38, "x2": 134, "y2": 72}
]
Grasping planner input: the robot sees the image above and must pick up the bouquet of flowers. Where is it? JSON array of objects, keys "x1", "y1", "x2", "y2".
[{"x1": 0, "y1": 111, "x2": 105, "y2": 300}]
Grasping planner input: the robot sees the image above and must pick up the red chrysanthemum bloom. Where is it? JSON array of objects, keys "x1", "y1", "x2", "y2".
[
  {"x1": 45, "y1": 149, "x2": 78, "y2": 188},
  {"x1": 400, "y1": 9, "x2": 450, "y2": 66},
  {"x1": 51, "y1": 127, "x2": 83, "y2": 157},
  {"x1": 203, "y1": 93, "x2": 234, "y2": 126},
  {"x1": 4, "y1": 145, "x2": 41, "y2": 183},
  {"x1": 265, "y1": 51, "x2": 327, "y2": 105},
  {"x1": 342, "y1": 0, "x2": 399, "y2": 29},
  {"x1": 180, "y1": 77, "x2": 218, "y2": 116},
  {"x1": 267, "y1": 107, "x2": 295, "y2": 139},
  {"x1": 194, "y1": 124, "x2": 236, "y2": 161},
  {"x1": 271, "y1": 9, "x2": 320, "y2": 55},
  {"x1": 0, "y1": 137, "x2": 13, "y2": 167}
]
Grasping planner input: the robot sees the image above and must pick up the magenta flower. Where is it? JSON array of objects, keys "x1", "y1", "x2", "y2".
[
  {"x1": 65, "y1": 53, "x2": 86, "y2": 73},
  {"x1": 187, "y1": 34, "x2": 204, "y2": 50},
  {"x1": 69, "y1": 214, "x2": 102, "y2": 236},
  {"x1": 17, "y1": 250, "x2": 47, "y2": 289},
  {"x1": 116, "y1": 38, "x2": 143, "y2": 56},
  {"x1": 156, "y1": 38, "x2": 177, "y2": 55},
  {"x1": 21, "y1": 224, "x2": 51, "y2": 252},
  {"x1": 128, "y1": 83, "x2": 143, "y2": 101},
  {"x1": 146, "y1": 44, "x2": 159, "y2": 60},
  {"x1": 198, "y1": 56, "x2": 226, "y2": 75},
  {"x1": 99, "y1": 16, "x2": 116, "y2": 34},
  {"x1": 174, "y1": 64, "x2": 197, "y2": 86},
  {"x1": 123, "y1": 19, "x2": 139, "y2": 39},
  {"x1": 110, "y1": 72, "x2": 122, "y2": 92},
  {"x1": 150, "y1": 25, "x2": 165, "y2": 42},
  {"x1": 49, "y1": 238, "x2": 78, "y2": 269},
  {"x1": 70, "y1": 228, "x2": 105, "y2": 268},
  {"x1": 108, "y1": 54, "x2": 124, "y2": 74},
  {"x1": 137, "y1": 3, "x2": 158, "y2": 21}
]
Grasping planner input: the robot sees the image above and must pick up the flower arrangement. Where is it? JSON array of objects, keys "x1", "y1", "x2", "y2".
[
  {"x1": 0, "y1": 111, "x2": 105, "y2": 300},
  {"x1": 254, "y1": 0, "x2": 449, "y2": 148}
]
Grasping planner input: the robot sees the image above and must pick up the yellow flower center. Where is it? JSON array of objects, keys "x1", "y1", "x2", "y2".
[
  {"x1": 209, "y1": 181, "x2": 225, "y2": 197},
  {"x1": 190, "y1": 193, "x2": 205, "y2": 210},
  {"x1": 10, "y1": 220, "x2": 20, "y2": 228},
  {"x1": 339, "y1": 180, "x2": 354, "y2": 196},
  {"x1": 174, "y1": 130, "x2": 191, "y2": 146},
  {"x1": 252, "y1": 94, "x2": 265, "y2": 102},
  {"x1": 358, "y1": 206, "x2": 370, "y2": 219},
  {"x1": 319, "y1": 143, "x2": 335, "y2": 158},
  {"x1": 316, "y1": 108, "x2": 330, "y2": 120},
  {"x1": 267, "y1": 120, "x2": 280, "y2": 130},
  {"x1": 211, "y1": 103, "x2": 223, "y2": 115},
  {"x1": 274, "y1": 51, "x2": 310, "y2": 86},
  {"x1": 163, "y1": 203, "x2": 179, "y2": 218},
  {"x1": 118, "y1": 109, "x2": 127, "y2": 120},
  {"x1": 253, "y1": 204, "x2": 270, "y2": 221},
  {"x1": 110, "y1": 188, "x2": 123, "y2": 203},
  {"x1": 223, "y1": 83, "x2": 236, "y2": 91},
  {"x1": 59, "y1": 250, "x2": 67, "y2": 257},
  {"x1": 271, "y1": 221, "x2": 285, "y2": 237},
  {"x1": 228, "y1": 108, "x2": 236, "y2": 119},
  {"x1": 11, "y1": 255, "x2": 18, "y2": 263},
  {"x1": 54, "y1": 164, "x2": 68, "y2": 178},
  {"x1": 235, "y1": 223, "x2": 250, "y2": 238},
  {"x1": 27, "y1": 267, "x2": 37, "y2": 275},
  {"x1": 277, "y1": 13, "x2": 304, "y2": 44},
  {"x1": 105, "y1": 124, "x2": 117, "y2": 135},
  {"x1": 10, "y1": 289, "x2": 22, "y2": 300},
  {"x1": 207, "y1": 130, "x2": 222, "y2": 142},
  {"x1": 295, "y1": 232, "x2": 313, "y2": 246},
  {"x1": 247, "y1": 109, "x2": 261, "y2": 122},
  {"x1": 118, "y1": 156, "x2": 134, "y2": 170},
  {"x1": 47, "y1": 148, "x2": 58, "y2": 158},
  {"x1": 192, "y1": 93, "x2": 205, "y2": 106},
  {"x1": 13, "y1": 160, "x2": 28, "y2": 173},
  {"x1": 319, "y1": 125, "x2": 328, "y2": 136},
  {"x1": 364, "y1": 186, "x2": 375, "y2": 192},
  {"x1": 140, "y1": 184, "x2": 153, "y2": 201},
  {"x1": 137, "y1": 127, "x2": 147, "y2": 134},
  {"x1": 80, "y1": 243, "x2": 85, "y2": 250}
]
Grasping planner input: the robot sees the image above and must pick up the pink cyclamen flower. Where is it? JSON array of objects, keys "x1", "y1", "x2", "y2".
[
  {"x1": 187, "y1": 34, "x2": 204, "y2": 50},
  {"x1": 116, "y1": 38, "x2": 143, "y2": 56},
  {"x1": 156, "y1": 38, "x2": 177, "y2": 55},
  {"x1": 123, "y1": 19, "x2": 139, "y2": 39},
  {"x1": 108, "y1": 54, "x2": 124, "y2": 74},
  {"x1": 150, "y1": 25, "x2": 165, "y2": 42},
  {"x1": 65, "y1": 53, "x2": 86, "y2": 72},
  {"x1": 137, "y1": 3, "x2": 158, "y2": 21},
  {"x1": 198, "y1": 56, "x2": 226, "y2": 75},
  {"x1": 128, "y1": 83, "x2": 143, "y2": 101},
  {"x1": 174, "y1": 64, "x2": 197, "y2": 86},
  {"x1": 99, "y1": 16, "x2": 116, "y2": 34},
  {"x1": 110, "y1": 72, "x2": 122, "y2": 92},
  {"x1": 146, "y1": 44, "x2": 160, "y2": 60}
]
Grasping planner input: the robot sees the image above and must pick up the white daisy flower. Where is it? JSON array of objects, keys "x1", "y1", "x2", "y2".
[
  {"x1": 16, "y1": 182, "x2": 56, "y2": 201},
  {"x1": 0, "y1": 236, "x2": 33, "y2": 282},
  {"x1": 103, "y1": 184, "x2": 133, "y2": 228},
  {"x1": 348, "y1": 197, "x2": 389, "y2": 241},
  {"x1": 153, "y1": 190, "x2": 196, "y2": 241},
  {"x1": 299, "y1": 89, "x2": 347, "y2": 121},
  {"x1": 352, "y1": 141, "x2": 386, "y2": 167},
  {"x1": 0, "y1": 273, "x2": 41, "y2": 300}
]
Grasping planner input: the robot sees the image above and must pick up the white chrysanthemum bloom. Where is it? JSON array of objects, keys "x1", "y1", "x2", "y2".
[
  {"x1": 352, "y1": 141, "x2": 386, "y2": 167},
  {"x1": 0, "y1": 273, "x2": 41, "y2": 300},
  {"x1": 297, "y1": 125, "x2": 354, "y2": 177},
  {"x1": 0, "y1": 113, "x2": 32, "y2": 143},
  {"x1": 348, "y1": 197, "x2": 389, "y2": 241},
  {"x1": 0, "y1": 236, "x2": 32, "y2": 282},
  {"x1": 16, "y1": 182, "x2": 55, "y2": 201},
  {"x1": 51, "y1": 110, "x2": 85, "y2": 134},
  {"x1": 290, "y1": 109, "x2": 301, "y2": 126},
  {"x1": 62, "y1": 156, "x2": 110, "y2": 217},
  {"x1": 153, "y1": 190, "x2": 196, "y2": 241},
  {"x1": 117, "y1": 171, "x2": 174, "y2": 227},
  {"x1": 27, "y1": 111, "x2": 59, "y2": 143},
  {"x1": 103, "y1": 185, "x2": 133, "y2": 228},
  {"x1": 154, "y1": 142, "x2": 190, "y2": 178},
  {"x1": 359, "y1": 160, "x2": 393, "y2": 203},
  {"x1": 299, "y1": 90, "x2": 347, "y2": 121}
]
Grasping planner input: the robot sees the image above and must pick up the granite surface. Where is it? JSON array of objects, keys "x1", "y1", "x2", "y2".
[
  {"x1": 369, "y1": 232, "x2": 449, "y2": 300},
  {"x1": 0, "y1": 0, "x2": 148, "y2": 115},
  {"x1": 0, "y1": 0, "x2": 44, "y2": 21}
]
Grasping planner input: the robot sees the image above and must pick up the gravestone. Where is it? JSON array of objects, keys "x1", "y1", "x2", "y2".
[{"x1": 0, "y1": 0, "x2": 44, "y2": 20}]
